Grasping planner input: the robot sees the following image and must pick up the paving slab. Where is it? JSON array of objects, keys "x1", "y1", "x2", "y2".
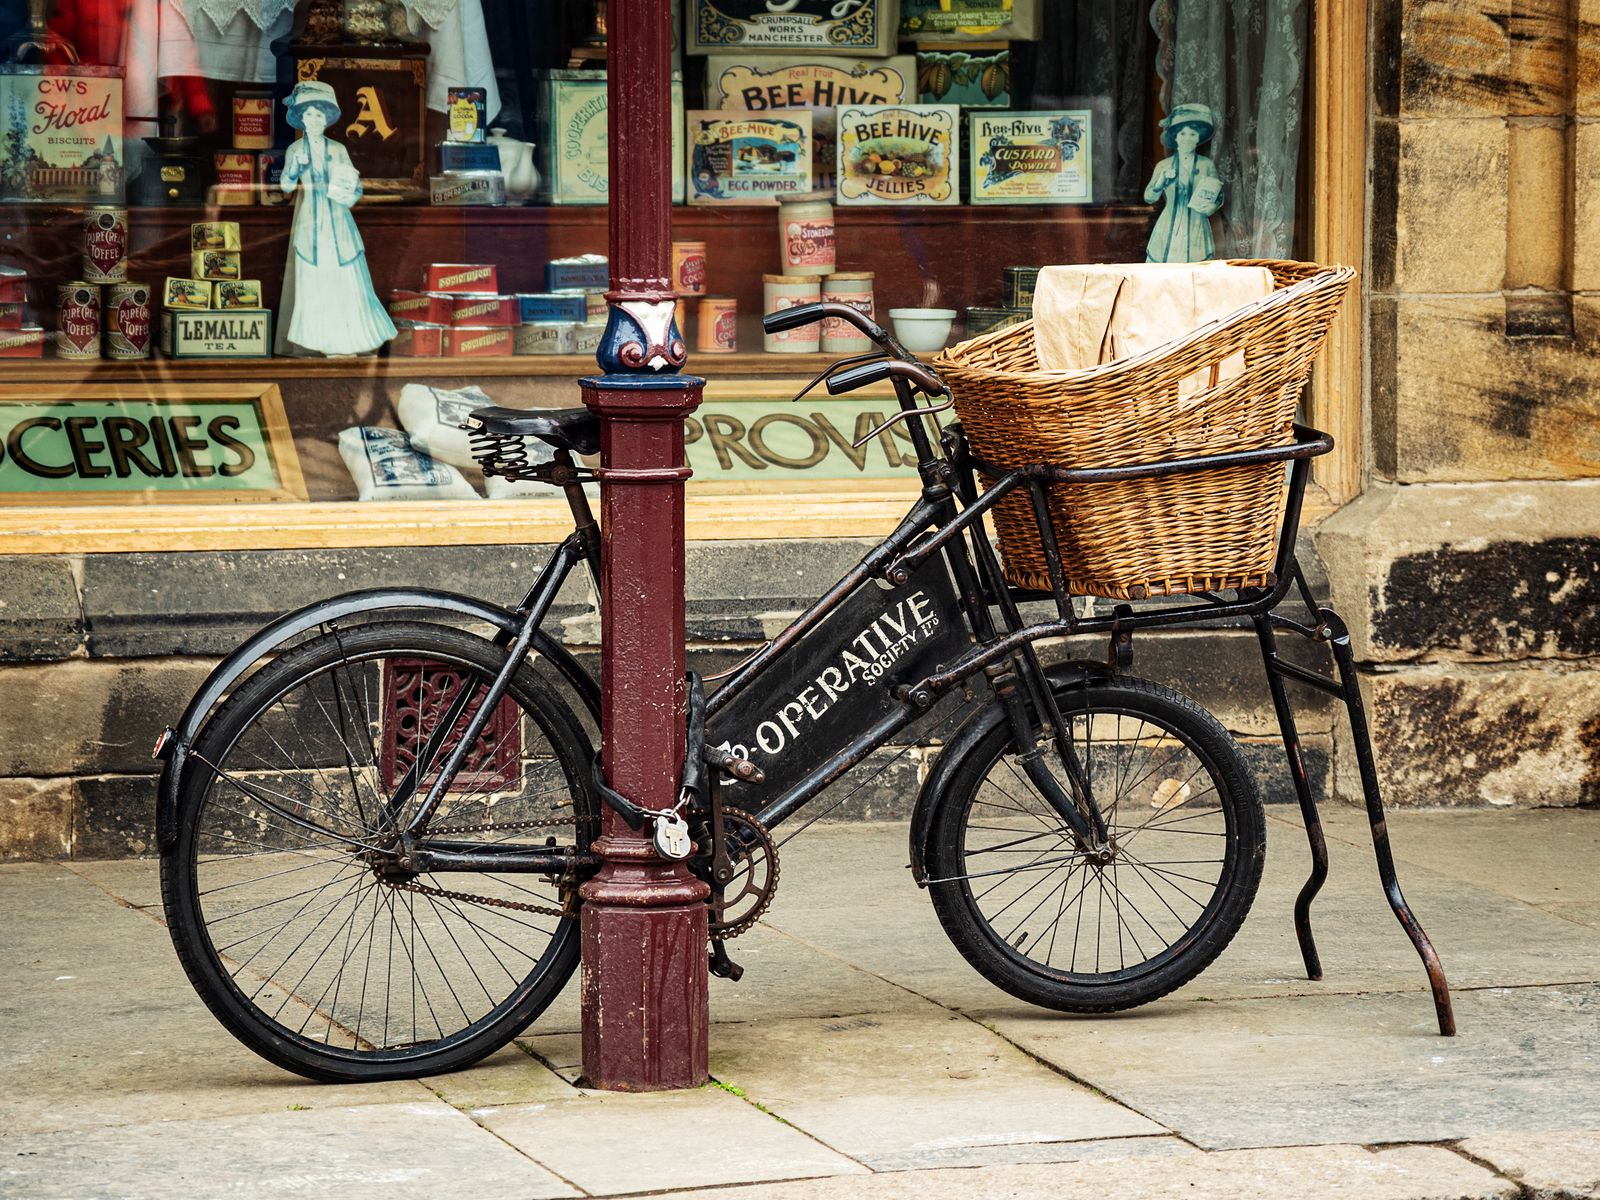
[
  {"x1": 656, "y1": 1143, "x2": 1516, "y2": 1200},
  {"x1": 475, "y1": 1082, "x2": 868, "y2": 1194},
  {"x1": 0, "y1": 865, "x2": 424, "y2": 1132},
  {"x1": 1458, "y1": 1129, "x2": 1600, "y2": 1200},
  {"x1": 66, "y1": 856, "x2": 163, "y2": 909},
  {"x1": 0, "y1": 1102, "x2": 576, "y2": 1200},
  {"x1": 981, "y1": 983, "x2": 1600, "y2": 1150},
  {"x1": 1310, "y1": 807, "x2": 1600, "y2": 912},
  {"x1": 422, "y1": 1042, "x2": 578, "y2": 1112},
  {"x1": 704, "y1": 1006, "x2": 1162, "y2": 1169}
]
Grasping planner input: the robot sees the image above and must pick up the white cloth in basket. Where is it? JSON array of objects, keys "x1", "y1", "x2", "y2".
[{"x1": 1031, "y1": 261, "x2": 1274, "y2": 391}]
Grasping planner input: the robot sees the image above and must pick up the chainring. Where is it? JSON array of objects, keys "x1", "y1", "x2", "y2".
[{"x1": 709, "y1": 810, "x2": 779, "y2": 940}]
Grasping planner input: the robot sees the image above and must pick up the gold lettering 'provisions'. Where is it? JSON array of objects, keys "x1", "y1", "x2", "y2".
[
  {"x1": 105, "y1": 282, "x2": 152, "y2": 359},
  {"x1": 836, "y1": 104, "x2": 959, "y2": 206},
  {"x1": 56, "y1": 283, "x2": 102, "y2": 359},
  {"x1": 82, "y1": 207, "x2": 128, "y2": 284},
  {"x1": 970, "y1": 110, "x2": 1093, "y2": 205}
]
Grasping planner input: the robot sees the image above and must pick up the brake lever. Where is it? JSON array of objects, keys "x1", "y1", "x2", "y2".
[
  {"x1": 851, "y1": 393, "x2": 955, "y2": 449},
  {"x1": 790, "y1": 352, "x2": 888, "y2": 404}
]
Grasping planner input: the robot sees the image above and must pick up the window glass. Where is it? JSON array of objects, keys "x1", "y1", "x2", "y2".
[{"x1": 0, "y1": 0, "x2": 1310, "y2": 512}]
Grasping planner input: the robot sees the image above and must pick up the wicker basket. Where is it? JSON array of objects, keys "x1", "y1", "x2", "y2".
[{"x1": 933, "y1": 259, "x2": 1354, "y2": 600}]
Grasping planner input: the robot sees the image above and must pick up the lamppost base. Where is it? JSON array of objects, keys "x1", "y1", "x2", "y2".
[{"x1": 579, "y1": 834, "x2": 710, "y2": 1091}]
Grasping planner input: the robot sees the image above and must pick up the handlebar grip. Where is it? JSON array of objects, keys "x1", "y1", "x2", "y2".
[
  {"x1": 826, "y1": 359, "x2": 895, "y2": 395},
  {"x1": 762, "y1": 301, "x2": 892, "y2": 347}
]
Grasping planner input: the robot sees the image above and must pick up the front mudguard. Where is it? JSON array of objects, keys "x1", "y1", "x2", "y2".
[
  {"x1": 153, "y1": 587, "x2": 599, "y2": 851},
  {"x1": 908, "y1": 661, "x2": 1105, "y2": 884}
]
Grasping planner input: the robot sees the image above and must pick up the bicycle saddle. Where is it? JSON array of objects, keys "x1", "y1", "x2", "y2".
[{"x1": 465, "y1": 406, "x2": 601, "y2": 456}]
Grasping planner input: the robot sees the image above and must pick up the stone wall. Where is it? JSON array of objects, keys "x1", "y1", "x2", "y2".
[
  {"x1": 1328, "y1": 0, "x2": 1600, "y2": 808},
  {"x1": 0, "y1": 541, "x2": 1330, "y2": 860}
]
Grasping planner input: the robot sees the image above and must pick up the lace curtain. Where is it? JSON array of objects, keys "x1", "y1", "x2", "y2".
[{"x1": 1150, "y1": 0, "x2": 1309, "y2": 259}]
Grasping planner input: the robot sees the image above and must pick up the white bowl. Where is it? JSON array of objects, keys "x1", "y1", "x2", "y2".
[{"x1": 889, "y1": 307, "x2": 957, "y2": 353}]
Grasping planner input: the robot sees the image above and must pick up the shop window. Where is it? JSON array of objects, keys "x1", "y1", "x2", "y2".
[{"x1": 0, "y1": 0, "x2": 1344, "y2": 551}]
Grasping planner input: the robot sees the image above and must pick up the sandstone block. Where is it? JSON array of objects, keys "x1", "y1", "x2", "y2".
[
  {"x1": 1395, "y1": 121, "x2": 1507, "y2": 292},
  {"x1": 1575, "y1": 121, "x2": 1600, "y2": 291},
  {"x1": 1377, "y1": 295, "x2": 1600, "y2": 482},
  {"x1": 0, "y1": 556, "x2": 84, "y2": 662},
  {"x1": 1459, "y1": 1129, "x2": 1600, "y2": 1199},
  {"x1": 1339, "y1": 663, "x2": 1600, "y2": 808},
  {"x1": 1398, "y1": 0, "x2": 1511, "y2": 115},
  {"x1": 0, "y1": 777, "x2": 73, "y2": 859}
]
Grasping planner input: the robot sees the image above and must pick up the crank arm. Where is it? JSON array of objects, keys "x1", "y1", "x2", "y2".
[{"x1": 410, "y1": 847, "x2": 600, "y2": 873}]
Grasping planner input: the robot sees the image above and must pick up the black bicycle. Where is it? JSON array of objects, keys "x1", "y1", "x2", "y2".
[{"x1": 154, "y1": 302, "x2": 1453, "y2": 1083}]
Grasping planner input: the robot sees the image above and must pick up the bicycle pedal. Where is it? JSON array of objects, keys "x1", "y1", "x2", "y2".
[{"x1": 708, "y1": 941, "x2": 744, "y2": 982}]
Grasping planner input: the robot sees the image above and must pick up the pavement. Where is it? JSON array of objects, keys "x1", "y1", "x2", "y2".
[{"x1": 3, "y1": 804, "x2": 1598, "y2": 1200}]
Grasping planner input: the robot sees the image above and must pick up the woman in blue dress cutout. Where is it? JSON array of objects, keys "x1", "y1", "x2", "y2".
[
  {"x1": 1144, "y1": 103, "x2": 1224, "y2": 264},
  {"x1": 276, "y1": 80, "x2": 397, "y2": 356}
]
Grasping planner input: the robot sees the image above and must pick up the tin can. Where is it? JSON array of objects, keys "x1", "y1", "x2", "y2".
[
  {"x1": 105, "y1": 282, "x2": 152, "y2": 359},
  {"x1": 450, "y1": 293, "x2": 518, "y2": 327},
  {"x1": 232, "y1": 92, "x2": 273, "y2": 150},
  {"x1": 572, "y1": 321, "x2": 604, "y2": 356},
  {"x1": 390, "y1": 290, "x2": 453, "y2": 325},
  {"x1": 0, "y1": 326, "x2": 44, "y2": 358},
  {"x1": 426, "y1": 263, "x2": 498, "y2": 293},
  {"x1": 213, "y1": 152, "x2": 257, "y2": 205},
  {"x1": 821, "y1": 272, "x2": 876, "y2": 354},
  {"x1": 56, "y1": 282, "x2": 102, "y2": 359},
  {"x1": 0, "y1": 266, "x2": 25, "y2": 304},
  {"x1": 0, "y1": 301, "x2": 22, "y2": 329},
  {"x1": 671, "y1": 241, "x2": 707, "y2": 296},
  {"x1": 513, "y1": 322, "x2": 576, "y2": 355},
  {"x1": 444, "y1": 326, "x2": 515, "y2": 357},
  {"x1": 778, "y1": 198, "x2": 835, "y2": 277},
  {"x1": 82, "y1": 206, "x2": 128, "y2": 284},
  {"x1": 389, "y1": 323, "x2": 444, "y2": 357},
  {"x1": 697, "y1": 296, "x2": 738, "y2": 354},
  {"x1": 762, "y1": 274, "x2": 821, "y2": 353}
]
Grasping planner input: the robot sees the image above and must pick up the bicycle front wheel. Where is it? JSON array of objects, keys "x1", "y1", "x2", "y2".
[
  {"x1": 926, "y1": 676, "x2": 1264, "y2": 1013},
  {"x1": 161, "y1": 622, "x2": 596, "y2": 1082}
]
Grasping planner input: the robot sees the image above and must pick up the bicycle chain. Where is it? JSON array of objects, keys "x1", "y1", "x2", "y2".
[{"x1": 383, "y1": 815, "x2": 588, "y2": 918}]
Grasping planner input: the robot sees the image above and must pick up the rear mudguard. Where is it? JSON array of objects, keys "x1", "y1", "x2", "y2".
[
  {"x1": 153, "y1": 587, "x2": 599, "y2": 851},
  {"x1": 908, "y1": 661, "x2": 1105, "y2": 884}
]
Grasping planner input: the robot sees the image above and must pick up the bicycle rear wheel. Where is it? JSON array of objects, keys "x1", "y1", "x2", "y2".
[
  {"x1": 160, "y1": 621, "x2": 595, "y2": 1082},
  {"x1": 926, "y1": 676, "x2": 1264, "y2": 1012}
]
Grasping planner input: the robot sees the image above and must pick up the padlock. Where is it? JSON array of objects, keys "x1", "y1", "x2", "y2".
[{"x1": 652, "y1": 812, "x2": 694, "y2": 860}]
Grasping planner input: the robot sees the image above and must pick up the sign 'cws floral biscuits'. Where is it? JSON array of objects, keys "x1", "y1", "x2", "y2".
[
  {"x1": 0, "y1": 66, "x2": 125, "y2": 203},
  {"x1": 970, "y1": 110, "x2": 1094, "y2": 204},
  {"x1": 836, "y1": 104, "x2": 958, "y2": 206}
]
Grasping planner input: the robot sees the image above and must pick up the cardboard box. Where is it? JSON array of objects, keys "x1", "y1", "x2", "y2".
[
  {"x1": 192, "y1": 250, "x2": 242, "y2": 281},
  {"x1": 429, "y1": 172, "x2": 505, "y2": 205},
  {"x1": 160, "y1": 309, "x2": 272, "y2": 358},
  {"x1": 191, "y1": 221, "x2": 241, "y2": 251},
  {"x1": 439, "y1": 142, "x2": 501, "y2": 173},
  {"x1": 970, "y1": 110, "x2": 1092, "y2": 205},
  {"x1": 538, "y1": 71, "x2": 685, "y2": 205},
  {"x1": 900, "y1": 0, "x2": 1038, "y2": 42},
  {"x1": 688, "y1": 110, "x2": 814, "y2": 205},
  {"x1": 214, "y1": 280, "x2": 263, "y2": 309},
  {"x1": 690, "y1": 0, "x2": 900, "y2": 55},
  {"x1": 836, "y1": 104, "x2": 959, "y2": 206},
  {"x1": 513, "y1": 322, "x2": 577, "y2": 355},
  {"x1": 163, "y1": 277, "x2": 213, "y2": 311}
]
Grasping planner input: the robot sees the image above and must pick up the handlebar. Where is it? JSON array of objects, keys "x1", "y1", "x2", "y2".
[
  {"x1": 762, "y1": 301, "x2": 893, "y2": 349},
  {"x1": 826, "y1": 358, "x2": 946, "y2": 397}
]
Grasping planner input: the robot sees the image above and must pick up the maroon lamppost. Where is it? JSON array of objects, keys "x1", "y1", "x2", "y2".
[{"x1": 577, "y1": 0, "x2": 710, "y2": 1090}]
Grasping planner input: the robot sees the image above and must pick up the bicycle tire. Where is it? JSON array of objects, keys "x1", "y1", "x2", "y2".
[
  {"x1": 160, "y1": 621, "x2": 595, "y2": 1082},
  {"x1": 926, "y1": 676, "x2": 1264, "y2": 1012}
]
